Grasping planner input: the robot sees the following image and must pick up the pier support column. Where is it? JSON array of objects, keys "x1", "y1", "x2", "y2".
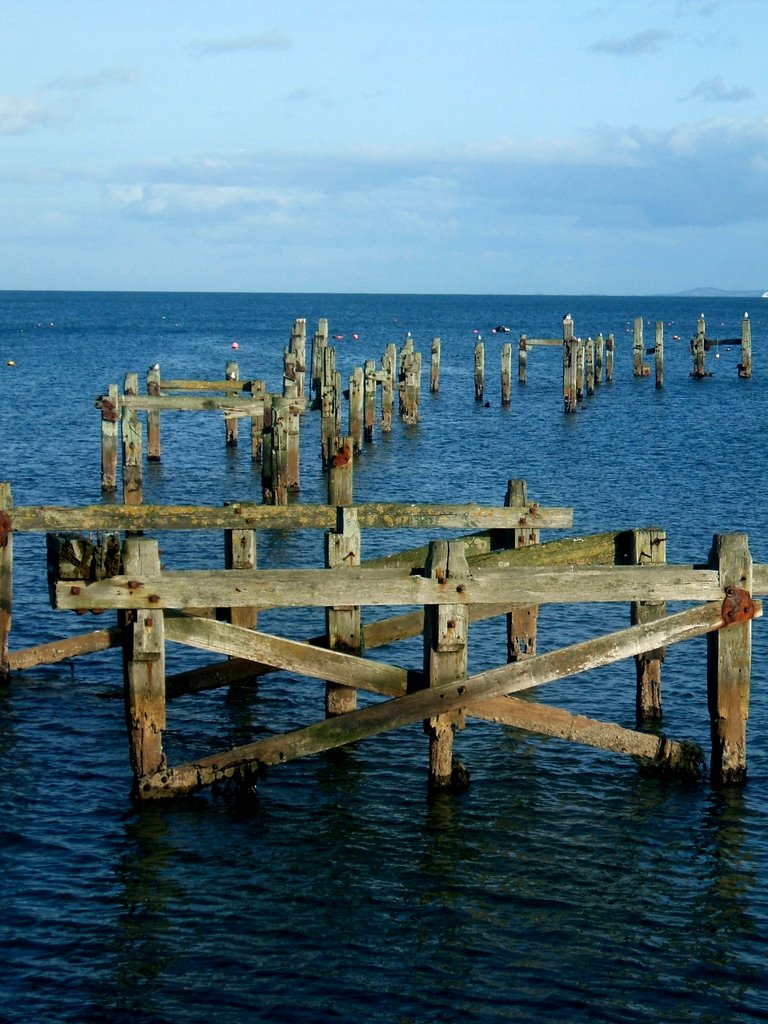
[
  {"x1": 423, "y1": 540, "x2": 468, "y2": 790},
  {"x1": 101, "y1": 383, "x2": 120, "y2": 492},
  {"x1": 122, "y1": 373, "x2": 142, "y2": 506},
  {"x1": 474, "y1": 337, "x2": 484, "y2": 402},
  {"x1": 122, "y1": 537, "x2": 166, "y2": 793},
  {"x1": 629, "y1": 528, "x2": 666, "y2": 722},
  {"x1": 739, "y1": 313, "x2": 752, "y2": 379},
  {"x1": 655, "y1": 321, "x2": 664, "y2": 389},
  {"x1": 325, "y1": 501, "x2": 361, "y2": 717},
  {"x1": 225, "y1": 361, "x2": 239, "y2": 446},
  {"x1": 430, "y1": 337, "x2": 441, "y2": 393},
  {"x1": 708, "y1": 533, "x2": 753, "y2": 785},
  {"x1": 505, "y1": 480, "x2": 539, "y2": 661}
]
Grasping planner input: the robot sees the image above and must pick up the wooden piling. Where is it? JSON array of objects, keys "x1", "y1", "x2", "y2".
[
  {"x1": 633, "y1": 318, "x2": 646, "y2": 377},
  {"x1": 290, "y1": 318, "x2": 307, "y2": 400},
  {"x1": 310, "y1": 320, "x2": 328, "y2": 409},
  {"x1": 691, "y1": 315, "x2": 707, "y2": 379},
  {"x1": 250, "y1": 380, "x2": 266, "y2": 462},
  {"x1": 562, "y1": 315, "x2": 578, "y2": 414},
  {"x1": 399, "y1": 344, "x2": 420, "y2": 426},
  {"x1": 423, "y1": 539, "x2": 468, "y2": 790},
  {"x1": 349, "y1": 367, "x2": 364, "y2": 453},
  {"x1": 101, "y1": 383, "x2": 119, "y2": 492},
  {"x1": 122, "y1": 373, "x2": 142, "y2": 506},
  {"x1": 501, "y1": 342, "x2": 512, "y2": 405},
  {"x1": 708, "y1": 533, "x2": 752, "y2": 784},
  {"x1": 595, "y1": 333, "x2": 604, "y2": 384},
  {"x1": 146, "y1": 365, "x2": 161, "y2": 462},
  {"x1": 380, "y1": 344, "x2": 395, "y2": 433},
  {"x1": 629, "y1": 528, "x2": 666, "y2": 722},
  {"x1": 325, "y1": 496, "x2": 361, "y2": 717},
  {"x1": 261, "y1": 396, "x2": 290, "y2": 504},
  {"x1": 505, "y1": 480, "x2": 539, "y2": 661},
  {"x1": 225, "y1": 361, "x2": 239, "y2": 446},
  {"x1": 606, "y1": 334, "x2": 614, "y2": 382},
  {"x1": 122, "y1": 536, "x2": 166, "y2": 789},
  {"x1": 585, "y1": 337, "x2": 595, "y2": 396},
  {"x1": 320, "y1": 346, "x2": 337, "y2": 469},
  {"x1": 0, "y1": 482, "x2": 11, "y2": 681},
  {"x1": 430, "y1": 337, "x2": 441, "y2": 393},
  {"x1": 328, "y1": 436, "x2": 354, "y2": 507},
  {"x1": 518, "y1": 335, "x2": 528, "y2": 384},
  {"x1": 739, "y1": 313, "x2": 752, "y2": 378},
  {"x1": 655, "y1": 321, "x2": 664, "y2": 389},
  {"x1": 474, "y1": 337, "x2": 485, "y2": 402},
  {"x1": 224, "y1": 509, "x2": 258, "y2": 631},
  {"x1": 364, "y1": 359, "x2": 377, "y2": 443}
]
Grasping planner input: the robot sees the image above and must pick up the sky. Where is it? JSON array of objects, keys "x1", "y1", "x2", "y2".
[{"x1": 2, "y1": 0, "x2": 768, "y2": 294}]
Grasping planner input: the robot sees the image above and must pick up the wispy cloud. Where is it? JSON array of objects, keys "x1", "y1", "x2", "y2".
[
  {"x1": 590, "y1": 29, "x2": 671, "y2": 56},
  {"x1": 189, "y1": 33, "x2": 292, "y2": 56},
  {"x1": 0, "y1": 95, "x2": 62, "y2": 135},
  {"x1": 684, "y1": 75, "x2": 753, "y2": 103},
  {"x1": 46, "y1": 66, "x2": 138, "y2": 91}
]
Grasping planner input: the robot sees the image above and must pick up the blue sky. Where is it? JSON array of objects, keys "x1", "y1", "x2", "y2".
[{"x1": 2, "y1": 0, "x2": 767, "y2": 294}]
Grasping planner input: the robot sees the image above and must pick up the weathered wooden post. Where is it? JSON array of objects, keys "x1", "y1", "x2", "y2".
[
  {"x1": 518, "y1": 334, "x2": 528, "y2": 384},
  {"x1": 430, "y1": 337, "x2": 441, "y2": 393},
  {"x1": 474, "y1": 337, "x2": 485, "y2": 402},
  {"x1": 400, "y1": 347, "x2": 420, "y2": 426},
  {"x1": 262, "y1": 396, "x2": 290, "y2": 504},
  {"x1": 633, "y1": 317, "x2": 645, "y2": 377},
  {"x1": 249, "y1": 380, "x2": 266, "y2": 462},
  {"x1": 585, "y1": 337, "x2": 595, "y2": 396},
  {"x1": 501, "y1": 342, "x2": 512, "y2": 405},
  {"x1": 283, "y1": 347, "x2": 297, "y2": 399},
  {"x1": 363, "y1": 359, "x2": 377, "y2": 443},
  {"x1": 0, "y1": 482, "x2": 11, "y2": 682},
  {"x1": 708, "y1": 533, "x2": 753, "y2": 784},
  {"x1": 629, "y1": 528, "x2": 666, "y2": 722},
  {"x1": 606, "y1": 334, "x2": 614, "y2": 382},
  {"x1": 739, "y1": 312, "x2": 752, "y2": 378},
  {"x1": 380, "y1": 343, "x2": 395, "y2": 433},
  {"x1": 691, "y1": 314, "x2": 707, "y2": 378},
  {"x1": 562, "y1": 315, "x2": 578, "y2": 414},
  {"x1": 286, "y1": 395, "x2": 301, "y2": 493},
  {"x1": 122, "y1": 536, "x2": 166, "y2": 792},
  {"x1": 146, "y1": 365, "x2": 161, "y2": 462},
  {"x1": 289, "y1": 318, "x2": 307, "y2": 400},
  {"x1": 224, "y1": 504, "x2": 258, "y2": 631},
  {"x1": 122, "y1": 373, "x2": 142, "y2": 506},
  {"x1": 576, "y1": 338, "x2": 585, "y2": 402},
  {"x1": 325, "y1": 455, "x2": 360, "y2": 716},
  {"x1": 595, "y1": 333, "x2": 604, "y2": 384},
  {"x1": 225, "y1": 361, "x2": 239, "y2": 446},
  {"x1": 655, "y1": 321, "x2": 664, "y2": 389},
  {"x1": 310, "y1": 319, "x2": 328, "y2": 409},
  {"x1": 101, "y1": 383, "x2": 119, "y2": 492},
  {"x1": 505, "y1": 479, "x2": 539, "y2": 661},
  {"x1": 348, "y1": 366, "x2": 364, "y2": 453},
  {"x1": 422, "y1": 539, "x2": 468, "y2": 790},
  {"x1": 320, "y1": 346, "x2": 337, "y2": 469}
]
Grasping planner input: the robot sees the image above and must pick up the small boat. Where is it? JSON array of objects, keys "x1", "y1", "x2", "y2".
[
  {"x1": 492, "y1": 324, "x2": 511, "y2": 333},
  {"x1": 762, "y1": 292, "x2": 768, "y2": 298}
]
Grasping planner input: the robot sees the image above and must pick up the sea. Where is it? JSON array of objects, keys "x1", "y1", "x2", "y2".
[{"x1": 1, "y1": 291, "x2": 767, "y2": 1024}]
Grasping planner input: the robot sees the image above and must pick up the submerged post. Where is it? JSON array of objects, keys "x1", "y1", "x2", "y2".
[
  {"x1": 605, "y1": 334, "x2": 614, "y2": 382},
  {"x1": 633, "y1": 317, "x2": 648, "y2": 377},
  {"x1": 474, "y1": 337, "x2": 484, "y2": 402},
  {"x1": 225, "y1": 361, "x2": 239, "y2": 446},
  {"x1": 146, "y1": 364, "x2": 161, "y2": 461},
  {"x1": 122, "y1": 373, "x2": 142, "y2": 506},
  {"x1": 101, "y1": 383, "x2": 119, "y2": 492},
  {"x1": 325, "y1": 497, "x2": 361, "y2": 717},
  {"x1": 505, "y1": 479, "x2": 539, "y2": 661},
  {"x1": 518, "y1": 334, "x2": 528, "y2": 384},
  {"x1": 691, "y1": 314, "x2": 707, "y2": 379},
  {"x1": 655, "y1": 321, "x2": 664, "y2": 389},
  {"x1": 501, "y1": 342, "x2": 512, "y2": 405},
  {"x1": 562, "y1": 315, "x2": 578, "y2": 414},
  {"x1": 708, "y1": 533, "x2": 753, "y2": 785},
  {"x1": 423, "y1": 540, "x2": 469, "y2": 790}
]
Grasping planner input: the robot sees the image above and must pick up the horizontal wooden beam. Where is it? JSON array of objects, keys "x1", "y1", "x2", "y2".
[
  {"x1": 164, "y1": 615, "x2": 410, "y2": 698},
  {"x1": 469, "y1": 696, "x2": 702, "y2": 775},
  {"x1": 7, "y1": 626, "x2": 121, "y2": 670},
  {"x1": 12, "y1": 501, "x2": 573, "y2": 534},
  {"x1": 139, "y1": 600, "x2": 753, "y2": 797},
  {"x1": 56, "y1": 564, "x2": 724, "y2": 612},
  {"x1": 114, "y1": 394, "x2": 266, "y2": 414}
]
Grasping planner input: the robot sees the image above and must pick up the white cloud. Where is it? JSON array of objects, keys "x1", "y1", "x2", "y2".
[{"x1": 0, "y1": 95, "x2": 61, "y2": 135}]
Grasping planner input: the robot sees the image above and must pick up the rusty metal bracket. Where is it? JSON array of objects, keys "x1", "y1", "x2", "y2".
[
  {"x1": 0, "y1": 511, "x2": 11, "y2": 548},
  {"x1": 721, "y1": 586, "x2": 756, "y2": 625},
  {"x1": 101, "y1": 399, "x2": 119, "y2": 423}
]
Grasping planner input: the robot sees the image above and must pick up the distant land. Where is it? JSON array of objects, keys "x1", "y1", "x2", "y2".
[{"x1": 672, "y1": 287, "x2": 764, "y2": 298}]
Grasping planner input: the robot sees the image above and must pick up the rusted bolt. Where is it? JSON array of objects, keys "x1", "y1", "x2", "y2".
[
  {"x1": 70, "y1": 585, "x2": 81, "y2": 595},
  {"x1": 148, "y1": 594, "x2": 160, "y2": 604},
  {"x1": 127, "y1": 580, "x2": 141, "y2": 590},
  {"x1": 447, "y1": 619, "x2": 456, "y2": 630},
  {"x1": 456, "y1": 584, "x2": 466, "y2": 594}
]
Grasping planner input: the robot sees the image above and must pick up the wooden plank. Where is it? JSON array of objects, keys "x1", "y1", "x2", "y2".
[
  {"x1": 8, "y1": 626, "x2": 122, "y2": 670},
  {"x1": 164, "y1": 614, "x2": 408, "y2": 698},
  {"x1": 138, "y1": 601, "x2": 750, "y2": 797},
  {"x1": 56, "y1": 564, "x2": 724, "y2": 612},
  {"x1": 13, "y1": 501, "x2": 574, "y2": 534},
  {"x1": 116, "y1": 394, "x2": 267, "y2": 414},
  {"x1": 469, "y1": 696, "x2": 701, "y2": 775}
]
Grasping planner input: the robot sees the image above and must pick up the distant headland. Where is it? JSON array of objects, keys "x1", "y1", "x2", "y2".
[{"x1": 672, "y1": 287, "x2": 764, "y2": 298}]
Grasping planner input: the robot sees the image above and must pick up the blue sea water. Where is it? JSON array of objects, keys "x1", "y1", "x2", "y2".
[{"x1": 1, "y1": 290, "x2": 768, "y2": 1023}]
